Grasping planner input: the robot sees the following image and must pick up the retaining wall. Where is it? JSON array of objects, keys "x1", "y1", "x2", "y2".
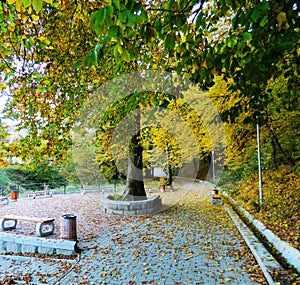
[
  {"x1": 101, "y1": 195, "x2": 162, "y2": 215},
  {"x1": 0, "y1": 233, "x2": 76, "y2": 256}
]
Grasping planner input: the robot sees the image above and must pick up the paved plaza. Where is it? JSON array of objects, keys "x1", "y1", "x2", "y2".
[{"x1": 0, "y1": 181, "x2": 270, "y2": 284}]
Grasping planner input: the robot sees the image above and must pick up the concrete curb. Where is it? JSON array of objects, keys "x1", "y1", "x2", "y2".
[
  {"x1": 225, "y1": 205, "x2": 280, "y2": 285},
  {"x1": 0, "y1": 232, "x2": 76, "y2": 256},
  {"x1": 223, "y1": 192, "x2": 300, "y2": 273}
]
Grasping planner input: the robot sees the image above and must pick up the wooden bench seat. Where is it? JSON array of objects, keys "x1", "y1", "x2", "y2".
[
  {"x1": 27, "y1": 190, "x2": 52, "y2": 199},
  {"x1": 0, "y1": 215, "x2": 55, "y2": 237},
  {"x1": 0, "y1": 196, "x2": 9, "y2": 205}
]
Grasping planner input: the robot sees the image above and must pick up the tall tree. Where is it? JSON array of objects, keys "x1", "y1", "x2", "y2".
[{"x1": 1, "y1": 0, "x2": 299, "y2": 191}]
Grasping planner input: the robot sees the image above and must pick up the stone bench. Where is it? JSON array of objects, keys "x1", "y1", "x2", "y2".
[
  {"x1": 0, "y1": 215, "x2": 55, "y2": 237},
  {"x1": 27, "y1": 190, "x2": 52, "y2": 199},
  {"x1": 0, "y1": 196, "x2": 9, "y2": 205}
]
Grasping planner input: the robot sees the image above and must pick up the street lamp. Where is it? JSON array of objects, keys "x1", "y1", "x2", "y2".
[
  {"x1": 212, "y1": 151, "x2": 215, "y2": 181},
  {"x1": 257, "y1": 124, "x2": 263, "y2": 207}
]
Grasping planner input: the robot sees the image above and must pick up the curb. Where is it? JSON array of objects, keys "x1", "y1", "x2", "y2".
[
  {"x1": 225, "y1": 205, "x2": 281, "y2": 285},
  {"x1": 223, "y1": 192, "x2": 300, "y2": 273}
]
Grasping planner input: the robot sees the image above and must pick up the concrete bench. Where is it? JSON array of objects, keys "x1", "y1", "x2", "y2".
[
  {"x1": 0, "y1": 196, "x2": 9, "y2": 205},
  {"x1": 0, "y1": 215, "x2": 55, "y2": 237},
  {"x1": 27, "y1": 190, "x2": 52, "y2": 199}
]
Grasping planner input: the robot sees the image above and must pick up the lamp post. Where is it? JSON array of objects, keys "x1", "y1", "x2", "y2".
[
  {"x1": 212, "y1": 151, "x2": 215, "y2": 181},
  {"x1": 257, "y1": 124, "x2": 263, "y2": 207}
]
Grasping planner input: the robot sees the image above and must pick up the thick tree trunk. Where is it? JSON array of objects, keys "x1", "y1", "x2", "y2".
[{"x1": 126, "y1": 133, "x2": 147, "y2": 201}]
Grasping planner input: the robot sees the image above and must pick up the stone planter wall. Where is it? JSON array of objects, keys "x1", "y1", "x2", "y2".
[
  {"x1": 0, "y1": 233, "x2": 76, "y2": 256},
  {"x1": 101, "y1": 195, "x2": 162, "y2": 215}
]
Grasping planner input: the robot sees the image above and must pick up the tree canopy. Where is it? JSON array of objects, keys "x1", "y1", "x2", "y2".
[{"x1": 0, "y1": 0, "x2": 299, "y2": 188}]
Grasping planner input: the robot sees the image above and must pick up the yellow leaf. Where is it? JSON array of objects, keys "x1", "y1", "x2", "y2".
[
  {"x1": 8, "y1": 23, "x2": 16, "y2": 32},
  {"x1": 31, "y1": 14, "x2": 39, "y2": 21},
  {"x1": 276, "y1": 12, "x2": 286, "y2": 28},
  {"x1": 15, "y1": 2, "x2": 24, "y2": 12},
  {"x1": 7, "y1": 0, "x2": 16, "y2": 4}
]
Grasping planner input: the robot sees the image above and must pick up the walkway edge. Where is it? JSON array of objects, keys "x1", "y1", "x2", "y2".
[
  {"x1": 225, "y1": 205, "x2": 279, "y2": 285},
  {"x1": 223, "y1": 192, "x2": 300, "y2": 273}
]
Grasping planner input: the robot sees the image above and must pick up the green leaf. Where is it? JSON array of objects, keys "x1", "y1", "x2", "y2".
[
  {"x1": 106, "y1": 5, "x2": 113, "y2": 17},
  {"x1": 119, "y1": 10, "x2": 127, "y2": 23},
  {"x1": 112, "y1": 0, "x2": 120, "y2": 10},
  {"x1": 165, "y1": 33, "x2": 175, "y2": 50},
  {"x1": 259, "y1": 16, "x2": 268, "y2": 27},
  {"x1": 113, "y1": 45, "x2": 119, "y2": 59},
  {"x1": 108, "y1": 25, "x2": 119, "y2": 38},
  {"x1": 250, "y1": 8, "x2": 261, "y2": 22},
  {"x1": 32, "y1": 0, "x2": 42, "y2": 13},
  {"x1": 22, "y1": 0, "x2": 31, "y2": 8},
  {"x1": 90, "y1": 10, "x2": 105, "y2": 35},
  {"x1": 98, "y1": 7, "x2": 107, "y2": 26},
  {"x1": 242, "y1": 32, "x2": 252, "y2": 41},
  {"x1": 126, "y1": 10, "x2": 135, "y2": 27},
  {"x1": 28, "y1": 37, "x2": 35, "y2": 47},
  {"x1": 121, "y1": 49, "x2": 130, "y2": 62}
]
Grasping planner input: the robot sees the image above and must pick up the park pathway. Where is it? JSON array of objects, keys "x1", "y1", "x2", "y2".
[{"x1": 57, "y1": 182, "x2": 266, "y2": 285}]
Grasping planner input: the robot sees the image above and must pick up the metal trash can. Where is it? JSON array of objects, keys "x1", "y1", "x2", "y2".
[
  {"x1": 61, "y1": 214, "x2": 77, "y2": 241},
  {"x1": 10, "y1": 190, "x2": 18, "y2": 201}
]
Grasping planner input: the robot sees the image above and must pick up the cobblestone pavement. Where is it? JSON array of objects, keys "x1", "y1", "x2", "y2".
[
  {"x1": 0, "y1": 255, "x2": 76, "y2": 284},
  {"x1": 58, "y1": 187, "x2": 265, "y2": 285},
  {"x1": 0, "y1": 182, "x2": 267, "y2": 284}
]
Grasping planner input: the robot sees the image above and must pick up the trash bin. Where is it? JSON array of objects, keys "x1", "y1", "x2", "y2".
[
  {"x1": 10, "y1": 190, "x2": 18, "y2": 201},
  {"x1": 61, "y1": 214, "x2": 77, "y2": 241}
]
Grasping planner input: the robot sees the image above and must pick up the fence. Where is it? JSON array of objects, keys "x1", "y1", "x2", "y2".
[
  {"x1": 0, "y1": 178, "x2": 166, "y2": 197},
  {"x1": 0, "y1": 180, "x2": 127, "y2": 197}
]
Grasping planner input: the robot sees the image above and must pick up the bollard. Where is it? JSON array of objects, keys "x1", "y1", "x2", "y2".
[{"x1": 61, "y1": 214, "x2": 77, "y2": 241}]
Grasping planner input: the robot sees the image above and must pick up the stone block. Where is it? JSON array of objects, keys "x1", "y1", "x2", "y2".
[
  {"x1": 135, "y1": 210, "x2": 147, "y2": 215},
  {"x1": 262, "y1": 229, "x2": 278, "y2": 243},
  {"x1": 111, "y1": 210, "x2": 124, "y2": 215},
  {"x1": 0, "y1": 240, "x2": 7, "y2": 252},
  {"x1": 131, "y1": 203, "x2": 143, "y2": 210},
  {"x1": 56, "y1": 248, "x2": 75, "y2": 255},
  {"x1": 117, "y1": 204, "x2": 130, "y2": 211},
  {"x1": 108, "y1": 203, "x2": 119, "y2": 210},
  {"x1": 22, "y1": 244, "x2": 37, "y2": 254},
  {"x1": 56, "y1": 240, "x2": 77, "y2": 251},
  {"x1": 125, "y1": 210, "x2": 138, "y2": 216},
  {"x1": 252, "y1": 219, "x2": 266, "y2": 231},
  {"x1": 6, "y1": 241, "x2": 21, "y2": 253},
  {"x1": 38, "y1": 246, "x2": 55, "y2": 255}
]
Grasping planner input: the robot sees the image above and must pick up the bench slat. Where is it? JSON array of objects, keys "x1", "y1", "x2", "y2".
[{"x1": 0, "y1": 215, "x2": 54, "y2": 223}]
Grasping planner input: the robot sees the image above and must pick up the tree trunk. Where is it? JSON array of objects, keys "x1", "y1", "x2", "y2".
[
  {"x1": 167, "y1": 164, "x2": 172, "y2": 186},
  {"x1": 126, "y1": 132, "x2": 147, "y2": 201},
  {"x1": 272, "y1": 135, "x2": 295, "y2": 168},
  {"x1": 271, "y1": 138, "x2": 277, "y2": 169}
]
